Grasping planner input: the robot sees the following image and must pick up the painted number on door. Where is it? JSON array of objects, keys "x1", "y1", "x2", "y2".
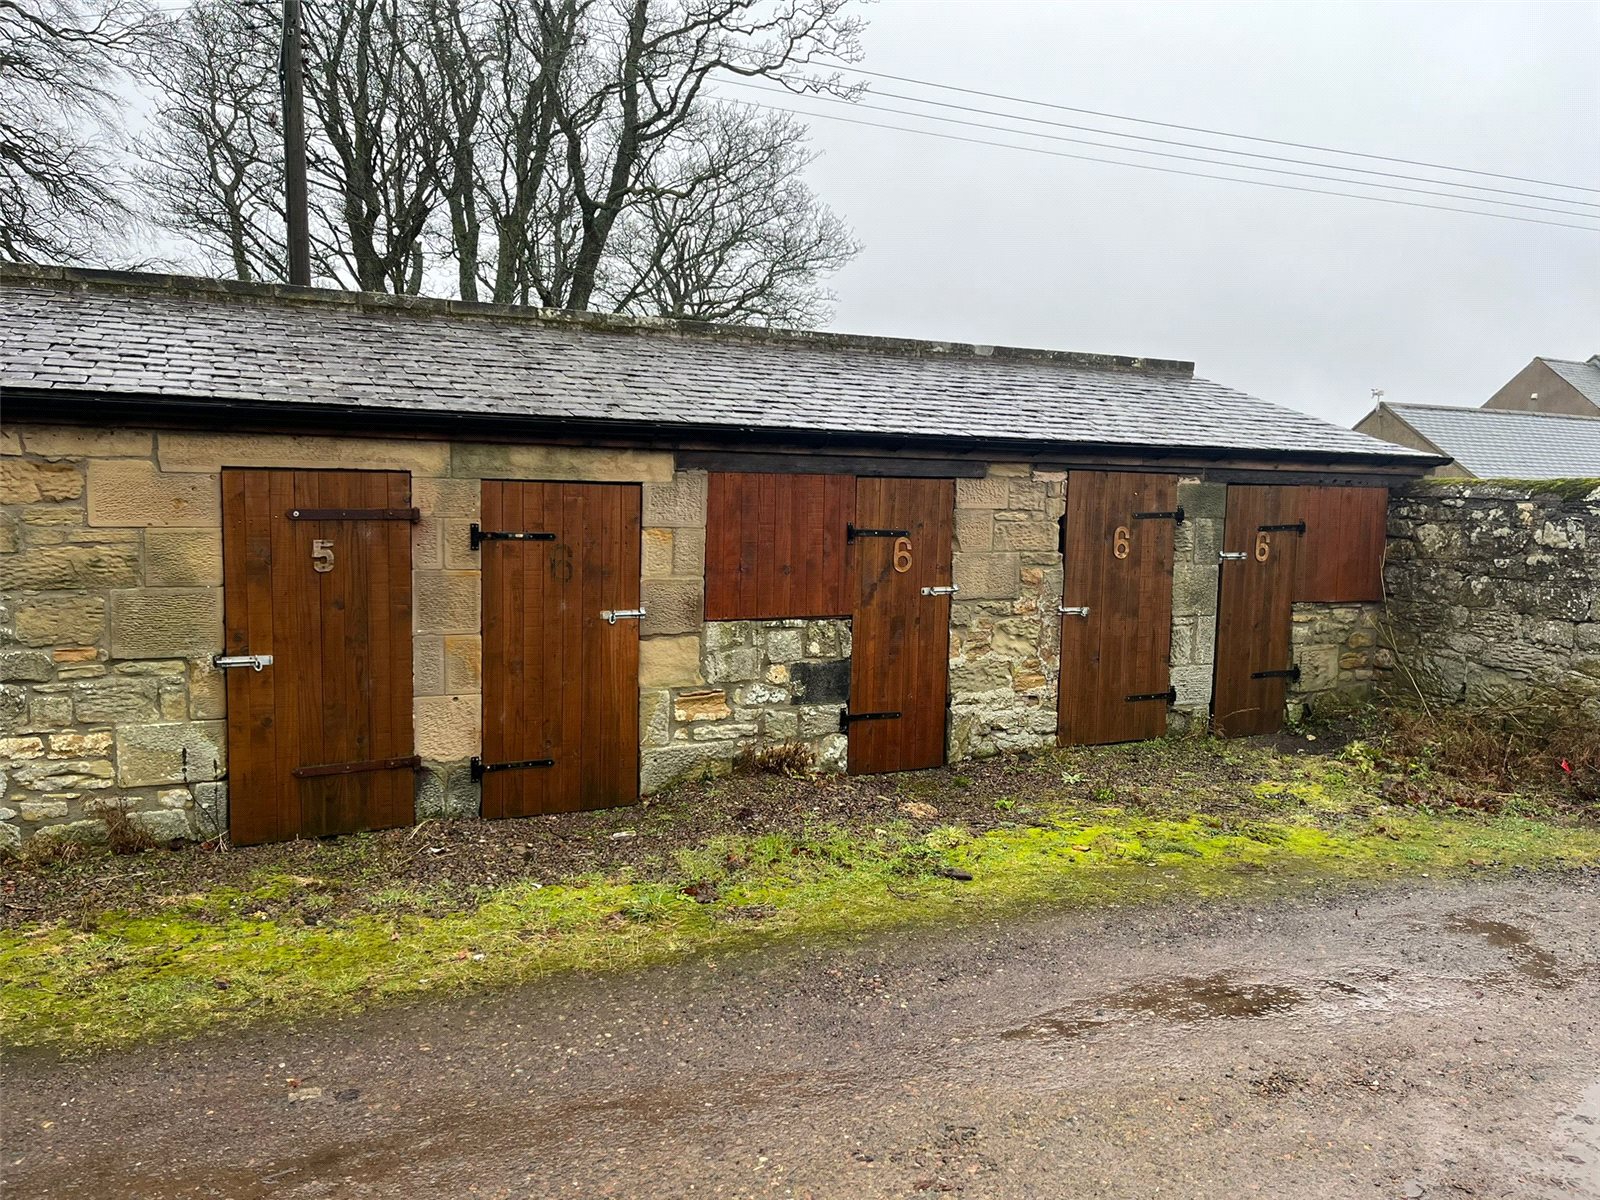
[
  {"x1": 549, "y1": 542, "x2": 574, "y2": 583},
  {"x1": 1113, "y1": 525, "x2": 1131, "y2": 560},
  {"x1": 311, "y1": 538, "x2": 334, "y2": 573},
  {"x1": 893, "y1": 536, "x2": 914, "y2": 573},
  {"x1": 1254, "y1": 531, "x2": 1271, "y2": 562}
]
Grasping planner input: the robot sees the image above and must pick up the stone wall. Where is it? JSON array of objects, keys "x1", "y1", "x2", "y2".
[
  {"x1": 1383, "y1": 479, "x2": 1600, "y2": 718},
  {"x1": 1287, "y1": 602, "x2": 1387, "y2": 719},
  {"x1": 948, "y1": 466, "x2": 1065, "y2": 760},
  {"x1": 641, "y1": 619, "x2": 852, "y2": 792},
  {"x1": 1168, "y1": 479, "x2": 1225, "y2": 731}
]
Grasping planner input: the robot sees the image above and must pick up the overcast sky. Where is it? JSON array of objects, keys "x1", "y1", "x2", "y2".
[{"x1": 772, "y1": 0, "x2": 1600, "y2": 428}]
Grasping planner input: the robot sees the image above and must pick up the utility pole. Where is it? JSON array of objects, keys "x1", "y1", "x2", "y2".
[{"x1": 280, "y1": 0, "x2": 311, "y2": 286}]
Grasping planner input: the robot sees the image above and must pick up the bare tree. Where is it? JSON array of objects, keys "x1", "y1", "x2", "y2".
[
  {"x1": 138, "y1": 0, "x2": 287, "y2": 282},
  {"x1": 139, "y1": 0, "x2": 864, "y2": 321},
  {"x1": 598, "y1": 105, "x2": 855, "y2": 326},
  {"x1": 0, "y1": 0, "x2": 156, "y2": 263}
]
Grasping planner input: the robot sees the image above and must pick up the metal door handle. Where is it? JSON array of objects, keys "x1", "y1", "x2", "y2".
[
  {"x1": 920, "y1": 584, "x2": 959, "y2": 596},
  {"x1": 1058, "y1": 605, "x2": 1090, "y2": 617},
  {"x1": 1219, "y1": 551, "x2": 1248, "y2": 561},
  {"x1": 214, "y1": 654, "x2": 274, "y2": 671},
  {"x1": 600, "y1": 608, "x2": 647, "y2": 624}
]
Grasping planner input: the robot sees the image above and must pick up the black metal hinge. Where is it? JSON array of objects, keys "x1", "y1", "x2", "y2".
[
  {"x1": 1134, "y1": 507, "x2": 1185, "y2": 525},
  {"x1": 1125, "y1": 688, "x2": 1178, "y2": 704},
  {"x1": 1251, "y1": 666, "x2": 1303, "y2": 681},
  {"x1": 847, "y1": 524, "x2": 910, "y2": 541},
  {"x1": 288, "y1": 507, "x2": 420, "y2": 522},
  {"x1": 1257, "y1": 522, "x2": 1306, "y2": 535},
  {"x1": 470, "y1": 756, "x2": 556, "y2": 781},
  {"x1": 839, "y1": 710, "x2": 901, "y2": 731},
  {"x1": 469, "y1": 523, "x2": 557, "y2": 551}
]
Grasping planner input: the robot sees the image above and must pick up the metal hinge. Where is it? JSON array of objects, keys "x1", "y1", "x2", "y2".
[
  {"x1": 1126, "y1": 688, "x2": 1178, "y2": 704},
  {"x1": 1258, "y1": 522, "x2": 1306, "y2": 534},
  {"x1": 214, "y1": 654, "x2": 274, "y2": 671},
  {"x1": 920, "y1": 584, "x2": 960, "y2": 596},
  {"x1": 1251, "y1": 666, "x2": 1303, "y2": 681},
  {"x1": 470, "y1": 757, "x2": 555, "y2": 781},
  {"x1": 847, "y1": 524, "x2": 910, "y2": 541},
  {"x1": 1058, "y1": 605, "x2": 1090, "y2": 617},
  {"x1": 1134, "y1": 507, "x2": 1185, "y2": 525},
  {"x1": 292, "y1": 754, "x2": 421, "y2": 779},
  {"x1": 601, "y1": 608, "x2": 647, "y2": 624},
  {"x1": 839, "y1": 709, "x2": 901, "y2": 731},
  {"x1": 469, "y1": 523, "x2": 557, "y2": 551},
  {"x1": 288, "y1": 507, "x2": 419, "y2": 522}
]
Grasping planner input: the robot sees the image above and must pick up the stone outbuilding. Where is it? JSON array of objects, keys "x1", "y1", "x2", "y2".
[{"x1": 0, "y1": 266, "x2": 1440, "y2": 847}]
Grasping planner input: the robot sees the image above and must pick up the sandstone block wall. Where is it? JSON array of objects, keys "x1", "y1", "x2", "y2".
[
  {"x1": 1287, "y1": 602, "x2": 1387, "y2": 719},
  {"x1": 1168, "y1": 479, "x2": 1225, "y2": 731},
  {"x1": 948, "y1": 466, "x2": 1066, "y2": 760},
  {"x1": 1383, "y1": 479, "x2": 1600, "y2": 718}
]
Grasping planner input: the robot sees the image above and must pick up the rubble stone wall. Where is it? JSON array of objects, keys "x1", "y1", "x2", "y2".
[{"x1": 1382, "y1": 479, "x2": 1600, "y2": 718}]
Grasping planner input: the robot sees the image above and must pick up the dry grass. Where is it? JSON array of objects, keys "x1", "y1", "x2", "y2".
[
  {"x1": 1374, "y1": 700, "x2": 1600, "y2": 809},
  {"x1": 734, "y1": 740, "x2": 817, "y2": 778}
]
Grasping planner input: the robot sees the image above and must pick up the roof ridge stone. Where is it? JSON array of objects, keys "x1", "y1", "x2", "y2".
[{"x1": 0, "y1": 261, "x2": 1195, "y2": 378}]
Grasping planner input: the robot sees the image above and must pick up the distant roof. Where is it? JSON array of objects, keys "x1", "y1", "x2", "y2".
[
  {"x1": 1381, "y1": 402, "x2": 1600, "y2": 479},
  {"x1": 1540, "y1": 355, "x2": 1600, "y2": 409},
  {"x1": 0, "y1": 265, "x2": 1435, "y2": 467}
]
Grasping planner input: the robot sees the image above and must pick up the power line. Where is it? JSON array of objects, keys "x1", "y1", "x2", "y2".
[
  {"x1": 809, "y1": 61, "x2": 1600, "y2": 196},
  {"x1": 727, "y1": 96, "x2": 1600, "y2": 234},
  {"x1": 750, "y1": 80, "x2": 1600, "y2": 211},
  {"x1": 727, "y1": 81, "x2": 1600, "y2": 221}
]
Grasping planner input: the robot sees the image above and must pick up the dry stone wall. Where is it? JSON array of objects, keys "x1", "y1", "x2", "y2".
[{"x1": 1382, "y1": 479, "x2": 1600, "y2": 717}]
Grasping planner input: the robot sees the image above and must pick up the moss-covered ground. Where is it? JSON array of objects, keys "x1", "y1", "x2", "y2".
[{"x1": 4, "y1": 731, "x2": 1598, "y2": 1055}]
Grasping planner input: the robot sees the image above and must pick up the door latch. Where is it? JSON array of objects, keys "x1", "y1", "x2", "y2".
[
  {"x1": 1218, "y1": 551, "x2": 1248, "y2": 561},
  {"x1": 920, "y1": 584, "x2": 960, "y2": 596},
  {"x1": 1058, "y1": 605, "x2": 1090, "y2": 617},
  {"x1": 600, "y1": 608, "x2": 647, "y2": 624},
  {"x1": 213, "y1": 654, "x2": 274, "y2": 671}
]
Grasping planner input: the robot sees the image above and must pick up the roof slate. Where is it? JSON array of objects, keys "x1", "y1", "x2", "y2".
[
  {"x1": 1383, "y1": 402, "x2": 1600, "y2": 479},
  {"x1": 1540, "y1": 356, "x2": 1600, "y2": 410},
  {"x1": 0, "y1": 268, "x2": 1433, "y2": 465}
]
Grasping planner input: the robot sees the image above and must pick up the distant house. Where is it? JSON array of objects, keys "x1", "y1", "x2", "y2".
[
  {"x1": 1354, "y1": 401, "x2": 1600, "y2": 479},
  {"x1": 1482, "y1": 354, "x2": 1600, "y2": 418}
]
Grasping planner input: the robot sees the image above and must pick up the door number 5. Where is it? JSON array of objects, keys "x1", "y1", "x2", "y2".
[
  {"x1": 311, "y1": 539, "x2": 334, "y2": 573},
  {"x1": 893, "y1": 536, "x2": 914, "y2": 573}
]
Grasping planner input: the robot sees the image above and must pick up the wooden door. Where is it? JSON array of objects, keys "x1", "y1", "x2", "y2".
[
  {"x1": 221, "y1": 469, "x2": 416, "y2": 846},
  {"x1": 847, "y1": 477, "x2": 954, "y2": 775},
  {"x1": 479, "y1": 481, "x2": 641, "y2": 817},
  {"x1": 1057, "y1": 471, "x2": 1179, "y2": 745},
  {"x1": 1212, "y1": 485, "x2": 1303, "y2": 737}
]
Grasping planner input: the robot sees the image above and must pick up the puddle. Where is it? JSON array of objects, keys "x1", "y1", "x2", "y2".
[
  {"x1": 999, "y1": 972, "x2": 1306, "y2": 1043},
  {"x1": 1446, "y1": 915, "x2": 1562, "y2": 983}
]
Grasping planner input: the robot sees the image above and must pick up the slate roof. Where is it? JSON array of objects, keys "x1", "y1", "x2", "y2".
[
  {"x1": 0, "y1": 267, "x2": 1435, "y2": 466},
  {"x1": 1381, "y1": 402, "x2": 1600, "y2": 479},
  {"x1": 1540, "y1": 356, "x2": 1600, "y2": 410}
]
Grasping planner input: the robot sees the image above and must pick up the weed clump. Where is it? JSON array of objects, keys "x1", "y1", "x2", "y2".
[{"x1": 734, "y1": 741, "x2": 816, "y2": 778}]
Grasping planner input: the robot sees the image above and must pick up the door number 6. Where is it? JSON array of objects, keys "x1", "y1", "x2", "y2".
[
  {"x1": 1254, "y1": 531, "x2": 1271, "y2": 562},
  {"x1": 1113, "y1": 526, "x2": 1131, "y2": 560},
  {"x1": 893, "y1": 536, "x2": 913, "y2": 573}
]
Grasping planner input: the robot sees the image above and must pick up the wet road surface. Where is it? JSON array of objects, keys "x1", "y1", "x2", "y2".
[{"x1": 5, "y1": 872, "x2": 1600, "y2": 1198}]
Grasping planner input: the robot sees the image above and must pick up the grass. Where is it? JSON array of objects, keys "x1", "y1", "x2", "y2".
[{"x1": 4, "y1": 735, "x2": 1599, "y2": 1056}]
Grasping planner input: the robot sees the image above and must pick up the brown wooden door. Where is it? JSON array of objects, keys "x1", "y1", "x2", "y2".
[
  {"x1": 847, "y1": 477, "x2": 954, "y2": 775},
  {"x1": 1057, "y1": 471, "x2": 1179, "y2": 745},
  {"x1": 221, "y1": 469, "x2": 416, "y2": 846},
  {"x1": 1212, "y1": 485, "x2": 1303, "y2": 737},
  {"x1": 480, "y1": 481, "x2": 640, "y2": 817}
]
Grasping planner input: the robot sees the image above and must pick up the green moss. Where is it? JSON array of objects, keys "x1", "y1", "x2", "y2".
[
  {"x1": 5, "y1": 775, "x2": 1600, "y2": 1056},
  {"x1": 1411, "y1": 476, "x2": 1600, "y2": 503}
]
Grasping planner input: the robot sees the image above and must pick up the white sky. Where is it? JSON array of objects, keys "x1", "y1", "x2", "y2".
[{"x1": 783, "y1": 0, "x2": 1600, "y2": 427}]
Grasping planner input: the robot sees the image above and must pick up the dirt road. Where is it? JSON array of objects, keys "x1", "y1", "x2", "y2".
[{"x1": 5, "y1": 871, "x2": 1599, "y2": 1199}]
